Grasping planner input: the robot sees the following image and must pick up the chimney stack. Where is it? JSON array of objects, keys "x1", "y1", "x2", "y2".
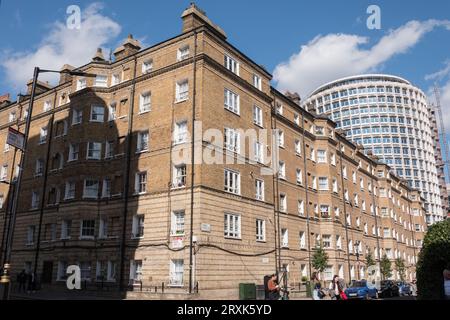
[
  {"x1": 113, "y1": 34, "x2": 141, "y2": 61},
  {"x1": 26, "y1": 79, "x2": 52, "y2": 95},
  {"x1": 0, "y1": 94, "x2": 10, "y2": 107},
  {"x1": 60, "y1": 64, "x2": 75, "y2": 84},
  {"x1": 181, "y1": 3, "x2": 227, "y2": 40},
  {"x1": 285, "y1": 91, "x2": 302, "y2": 105},
  {"x1": 92, "y1": 48, "x2": 106, "y2": 62}
]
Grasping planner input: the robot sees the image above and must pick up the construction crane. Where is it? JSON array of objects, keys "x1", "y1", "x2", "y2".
[{"x1": 433, "y1": 84, "x2": 450, "y2": 184}]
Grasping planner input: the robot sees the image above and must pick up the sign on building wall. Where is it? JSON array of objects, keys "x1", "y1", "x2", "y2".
[{"x1": 7, "y1": 127, "x2": 25, "y2": 150}]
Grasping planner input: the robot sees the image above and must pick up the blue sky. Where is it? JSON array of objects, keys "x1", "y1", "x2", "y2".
[{"x1": 0, "y1": 0, "x2": 449, "y2": 175}]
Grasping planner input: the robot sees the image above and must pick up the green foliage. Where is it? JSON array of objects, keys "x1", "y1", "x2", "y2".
[
  {"x1": 380, "y1": 254, "x2": 392, "y2": 280},
  {"x1": 417, "y1": 219, "x2": 450, "y2": 300},
  {"x1": 365, "y1": 249, "x2": 376, "y2": 268},
  {"x1": 312, "y1": 245, "x2": 329, "y2": 273},
  {"x1": 395, "y1": 258, "x2": 406, "y2": 281}
]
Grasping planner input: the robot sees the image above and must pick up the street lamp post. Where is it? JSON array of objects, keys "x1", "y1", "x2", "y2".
[{"x1": 0, "y1": 67, "x2": 95, "y2": 300}]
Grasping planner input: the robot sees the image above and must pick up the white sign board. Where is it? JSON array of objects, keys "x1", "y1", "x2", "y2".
[{"x1": 7, "y1": 127, "x2": 24, "y2": 150}]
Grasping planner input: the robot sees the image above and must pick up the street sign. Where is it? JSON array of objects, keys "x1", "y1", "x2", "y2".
[{"x1": 6, "y1": 127, "x2": 25, "y2": 150}]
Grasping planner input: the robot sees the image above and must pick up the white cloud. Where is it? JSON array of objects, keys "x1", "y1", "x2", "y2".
[
  {"x1": 425, "y1": 60, "x2": 450, "y2": 82},
  {"x1": 1, "y1": 2, "x2": 121, "y2": 92},
  {"x1": 273, "y1": 19, "x2": 450, "y2": 99}
]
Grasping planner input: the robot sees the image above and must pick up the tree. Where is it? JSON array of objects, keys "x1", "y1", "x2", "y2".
[
  {"x1": 365, "y1": 249, "x2": 376, "y2": 268},
  {"x1": 417, "y1": 219, "x2": 450, "y2": 300},
  {"x1": 395, "y1": 258, "x2": 406, "y2": 281},
  {"x1": 380, "y1": 254, "x2": 392, "y2": 280},
  {"x1": 312, "y1": 245, "x2": 329, "y2": 277}
]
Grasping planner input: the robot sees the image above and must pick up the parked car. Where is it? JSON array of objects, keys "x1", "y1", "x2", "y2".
[
  {"x1": 396, "y1": 281, "x2": 412, "y2": 296},
  {"x1": 345, "y1": 280, "x2": 379, "y2": 299},
  {"x1": 378, "y1": 280, "x2": 400, "y2": 298}
]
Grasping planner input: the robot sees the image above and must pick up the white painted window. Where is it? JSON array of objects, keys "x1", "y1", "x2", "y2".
[
  {"x1": 342, "y1": 165, "x2": 347, "y2": 179},
  {"x1": 171, "y1": 211, "x2": 185, "y2": 236},
  {"x1": 83, "y1": 180, "x2": 99, "y2": 199},
  {"x1": 31, "y1": 191, "x2": 39, "y2": 209},
  {"x1": 224, "y1": 54, "x2": 239, "y2": 75},
  {"x1": 90, "y1": 105, "x2": 105, "y2": 122},
  {"x1": 332, "y1": 178, "x2": 338, "y2": 193},
  {"x1": 177, "y1": 45, "x2": 190, "y2": 61},
  {"x1": 0, "y1": 165, "x2": 7, "y2": 181},
  {"x1": 169, "y1": 259, "x2": 184, "y2": 286},
  {"x1": 224, "y1": 128, "x2": 241, "y2": 153},
  {"x1": 142, "y1": 59, "x2": 153, "y2": 74},
  {"x1": 111, "y1": 74, "x2": 121, "y2": 86},
  {"x1": 331, "y1": 153, "x2": 336, "y2": 166},
  {"x1": 129, "y1": 260, "x2": 142, "y2": 284},
  {"x1": 105, "y1": 141, "x2": 114, "y2": 159},
  {"x1": 174, "y1": 121, "x2": 188, "y2": 144},
  {"x1": 336, "y1": 235, "x2": 342, "y2": 250},
  {"x1": 276, "y1": 103, "x2": 283, "y2": 115},
  {"x1": 299, "y1": 231, "x2": 306, "y2": 248},
  {"x1": 95, "y1": 75, "x2": 108, "y2": 87},
  {"x1": 318, "y1": 177, "x2": 328, "y2": 190},
  {"x1": 278, "y1": 161, "x2": 286, "y2": 179},
  {"x1": 224, "y1": 213, "x2": 241, "y2": 239},
  {"x1": 132, "y1": 215, "x2": 145, "y2": 238},
  {"x1": 87, "y1": 142, "x2": 102, "y2": 160},
  {"x1": 176, "y1": 79, "x2": 189, "y2": 102},
  {"x1": 137, "y1": 131, "x2": 149, "y2": 152},
  {"x1": 64, "y1": 181, "x2": 76, "y2": 200},
  {"x1": 253, "y1": 105, "x2": 263, "y2": 127},
  {"x1": 80, "y1": 220, "x2": 95, "y2": 239},
  {"x1": 139, "y1": 92, "x2": 151, "y2": 113},
  {"x1": 256, "y1": 219, "x2": 266, "y2": 242},
  {"x1": 39, "y1": 127, "x2": 48, "y2": 144},
  {"x1": 77, "y1": 78, "x2": 86, "y2": 90},
  {"x1": 322, "y1": 235, "x2": 332, "y2": 248},
  {"x1": 43, "y1": 100, "x2": 52, "y2": 112},
  {"x1": 72, "y1": 109, "x2": 83, "y2": 125},
  {"x1": 298, "y1": 200, "x2": 305, "y2": 216},
  {"x1": 9, "y1": 111, "x2": 16, "y2": 122},
  {"x1": 135, "y1": 172, "x2": 147, "y2": 194},
  {"x1": 61, "y1": 220, "x2": 71, "y2": 239},
  {"x1": 99, "y1": 218, "x2": 108, "y2": 239},
  {"x1": 310, "y1": 148, "x2": 315, "y2": 161},
  {"x1": 279, "y1": 194, "x2": 287, "y2": 212},
  {"x1": 324, "y1": 266, "x2": 334, "y2": 281},
  {"x1": 295, "y1": 140, "x2": 301, "y2": 155},
  {"x1": 69, "y1": 143, "x2": 79, "y2": 161},
  {"x1": 254, "y1": 142, "x2": 264, "y2": 163},
  {"x1": 224, "y1": 169, "x2": 240, "y2": 195},
  {"x1": 255, "y1": 179, "x2": 264, "y2": 201},
  {"x1": 173, "y1": 165, "x2": 186, "y2": 188},
  {"x1": 57, "y1": 261, "x2": 68, "y2": 281},
  {"x1": 294, "y1": 113, "x2": 300, "y2": 126},
  {"x1": 224, "y1": 88, "x2": 240, "y2": 114},
  {"x1": 278, "y1": 130, "x2": 284, "y2": 147},
  {"x1": 26, "y1": 226, "x2": 35, "y2": 245},
  {"x1": 296, "y1": 169, "x2": 303, "y2": 185},
  {"x1": 317, "y1": 150, "x2": 327, "y2": 163},
  {"x1": 102, "y1": 179, "x2": 111, "y2": 198},
  {"x1": 281, "y1": 229, "x2": 289, "y2": 248},
  {"x1": 35, "y1": 159, "x2": 44, "y2": 176},
  {"x1": 107, "y1": 261, "x2": 116, "y2": 282},
  {"x1": 253, "y1": 74, "x2": 262, "y2": 90}
]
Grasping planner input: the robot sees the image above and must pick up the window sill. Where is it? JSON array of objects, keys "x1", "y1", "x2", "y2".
[
  {"x1": 133, "y1": 192, "x2": 148, "y2": 196},
  {"x1": 138, "y1": 110, "x2": 151, "y2": 115},
  {"x1": 79, "y1": 237, "x2": 95, "y2": 241},
  {"x1": 82, "y1": 197, "x2": 99, "y2": 200},
  {"x1": 171, "y1": 186, "x2": 187, "y2": 190},
  {"x1": 61, "y1": 237, "x2": 71, "y2": 241},
  {"x1": 224, "y1": 236, "x2": 242, "y2": 241},
  {"x1": 131, "y1": 236, "x2": 144, "y2": 240},
  {"x1": 135, "y1": 150, "x2": 149, "y2": 155},
  {"x1": 89, "y1": 120, "x2": 105, "y2": 123},
  {"x1": 175, "y1": 98, "x2": 189, "y2": 104}
]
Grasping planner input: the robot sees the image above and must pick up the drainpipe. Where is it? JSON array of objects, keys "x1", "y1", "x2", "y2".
[
  {"x1": 33, "y1": 90, "x2": 59, "y2": 277},
  {"x1": 370, "y1": 174, "x2": 382, "y2": 279},
  {"x1": 188, "y1": 30, "x2": 198, "y2": 294},
  {"x1": 338, "y1": 141, "x2": 352, "y2": 283},
  {"x1": 301, "y1": 112, "x2": 312, "y2": 278},
  {"x1": 118, "y1": 55, "x2": 138, "y2": 292}
]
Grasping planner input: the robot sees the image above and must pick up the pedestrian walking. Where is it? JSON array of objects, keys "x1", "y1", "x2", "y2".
[
  {"x1": 329, "y1": 275, "x2": 347, "y2": 300},
  {"x1": 443, "y1": 268, "x2": 450, "y2": 300},
  {"x1": 267, "y1": 274, "x2": 281, "y2": 300},
  {"x1": 17, "y1": 269, "x2": 26, "y2": 293},
  {"x1": 311, "y1": 272, "x2": 325, "y2": 300}
]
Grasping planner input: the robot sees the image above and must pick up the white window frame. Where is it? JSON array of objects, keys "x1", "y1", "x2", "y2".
[
  {"x1": 95, "y1": 75, "x2": 108, "y2": 88},
  {"x1": 87, "y1": 142, "x2": 102, "y2": 160},
  {"x1": 256, "y1": 219, "x2": 266, "y2": 242},
  {"x1": 224, "y1": 54, "x2": 239, "y2": 75},
  {"x1": 176, "y1": 79, "x2": 189, "y2": 102},
  {"x1": 83, "y1": 179, "x2": 99, "y2": 199},
  {"x1": 253, "y1": 105, "x2": 263, "y2": 127},
  {"x1": 139, "y1": 92, "x2": 151, "y2": 113},
  {"x1": 80, "y1": 220, "x2": 95, "y2": 240},
  {"x1": 224, "y1": 213, "x2": 241, "y2": 239},
  {"x1": 224, "y1": 169, "x2": 240, "y2": 195},
  {"x1": 90, "y1": 105, "x2": 105, "y2": 122},
  {"x1": 255, "y1": 179, "x2": 264, "y2": 201},
  {"x1": 224, "y1": 88, "x2": 240, "y2": 115},
  {"x1": 64, "y1": 181, "x2": 76, "y2": 200},
  {"x1": 137, "y1": 131, "x2": 149, "y2": 153},
  {"x1": 135, "y1": 172, "x2": 148, "y2": 195}
]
